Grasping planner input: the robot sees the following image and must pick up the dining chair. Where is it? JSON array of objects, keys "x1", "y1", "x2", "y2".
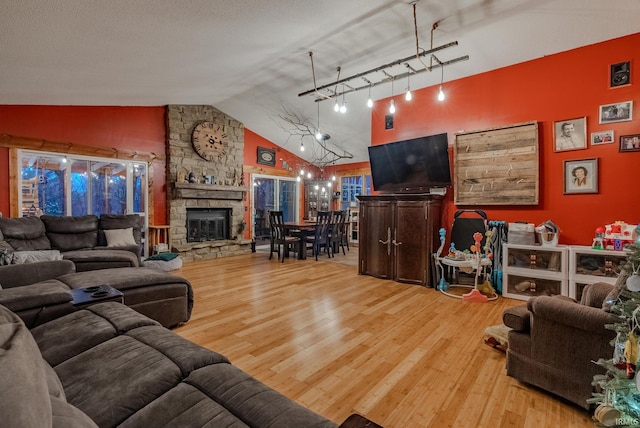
[
  {"x1": 305, "y1": 211, "x2": 332, "y2": 260},
  {"x1": 269, "y1": 211, "x2": 301, "y2": 262},
  {"x1": 331, "y1": 210, "x2": 347, "y2": 255}
]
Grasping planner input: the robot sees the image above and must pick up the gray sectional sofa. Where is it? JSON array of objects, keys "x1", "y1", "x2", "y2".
[
  {"x1": 0, "y1": 302, "x2": 339, "y2": 428},
  {"x1": 0, "y1": 214, "x2": 142, "y2": 271},
  {"x1": 0, "y1": 260, "x2": 192, "y2": 329}
]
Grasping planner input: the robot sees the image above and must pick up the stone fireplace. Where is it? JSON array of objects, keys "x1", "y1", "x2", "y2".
[{"x1": 167, "y1": 105, "x2": 252, "y2": 262}]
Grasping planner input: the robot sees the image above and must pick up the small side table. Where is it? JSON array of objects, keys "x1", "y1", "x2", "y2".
[
  {"x1": 70, "y1": 285, "x2": 124, "y2": 308},
  {"x1": 148, "y1": 224, "x2": 172, "y2": 255}
]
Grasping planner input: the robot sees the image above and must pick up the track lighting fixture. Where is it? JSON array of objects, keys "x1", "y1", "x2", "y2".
[{"x1": 300, "y1": 4, "x2": 468, "y2": 107}]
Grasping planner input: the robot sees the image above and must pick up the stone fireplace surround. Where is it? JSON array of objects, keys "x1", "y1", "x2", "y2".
[{"x1": 167, "y1": 105, "x2": 252, "y2": 262}]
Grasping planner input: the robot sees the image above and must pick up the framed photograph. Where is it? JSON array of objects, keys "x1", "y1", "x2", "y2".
[
  {"x1": 619, "y1": 134, "x2": 640, "y2": 152},
  {"x1": 563, "y1": 158, "x2": 598, "y2": 194},
  {"x1": 554, "y1": 117, "x2": 587, "y2": 152},
  {"x1": 256, "y1": 147, "x2": 276, "y2": 166},
  {"x1": 591, "y1": 130, "x2": 614, "y2": 145},
  {"x1": 599, "y1": 101, "x2": 633, "y2": 124}
]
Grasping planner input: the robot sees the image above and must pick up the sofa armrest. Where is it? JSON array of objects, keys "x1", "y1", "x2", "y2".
[
  {"x1": 0, "y1": 281, "x2": 72, "y2": 312},
  {"x1": 527, "y1": 295, "x2": 619, "y2": 332},
  {"x1": 0, "y1": 260, "x2": 76, "y2": 288},
  {"x1": 503, "y1": 304, "x2": 531, "y2": 332}
]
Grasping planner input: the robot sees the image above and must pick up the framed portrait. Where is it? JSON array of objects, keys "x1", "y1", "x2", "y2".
[
  {"x1": 554, "y1": 117, "x2": 587, "y2": 152},
  {"x1": 599, "y1": 101, "x2": 633, "y2": 124},
  {"x1": 591, "y1": 130, "x2": 614, "y2": 145},
  {"x1": 563, "y1": 158, "x2": 598, "y2": 195},
  {"x1": 619, "y1": 134, "x2": 640, "y2": 152},
  {"x1": 256, "y1": 147, "x2": 276, "y2": 166}
]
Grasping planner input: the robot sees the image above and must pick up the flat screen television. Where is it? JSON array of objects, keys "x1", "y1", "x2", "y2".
[{"x1": 368, "y1": 133, "x2": 451, "y2": 193}]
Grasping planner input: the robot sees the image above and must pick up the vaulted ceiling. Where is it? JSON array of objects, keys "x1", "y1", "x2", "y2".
[{"x1": 1, "y1": 0, "x2": 639, "y2": 164}]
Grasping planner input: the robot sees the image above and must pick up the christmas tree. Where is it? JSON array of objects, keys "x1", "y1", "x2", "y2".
[{"x1": 590, "y1": 230, "x2": 640, "y2": 427}]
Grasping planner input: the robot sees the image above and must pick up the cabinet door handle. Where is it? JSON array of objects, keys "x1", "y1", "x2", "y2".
[
  {"x1": 378, "y1": 227, "x2": 392, "y2": 255},
  {"x1": 392, "y1": 240, "x2": 402, "y2": 246}
]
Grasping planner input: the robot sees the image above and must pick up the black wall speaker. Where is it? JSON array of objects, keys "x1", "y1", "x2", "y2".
[
  {"x1": 385, "y1": 114, "x2": 394, "y2": 130},
  {"x1": 610, "y1": 61, "x2": 630, "y2": 87}
]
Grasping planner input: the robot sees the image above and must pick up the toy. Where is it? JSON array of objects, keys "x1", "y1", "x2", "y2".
[
  {"x1": 603, "y1": 221, "x2": 636, "y2": 250},
  {"x1": 592, "y1": 226, "x2": 605, "y2": 249}
]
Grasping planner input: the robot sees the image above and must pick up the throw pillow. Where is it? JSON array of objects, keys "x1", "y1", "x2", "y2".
[
  {"x1": 12, "y1": 250, "x2": 63, "y2": 264},
  {"x1": 103, "y1": 228, "x2": 137, "y2": 247}
]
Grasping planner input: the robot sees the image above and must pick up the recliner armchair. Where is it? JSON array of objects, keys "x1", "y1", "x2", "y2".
[{"x1": 503, "y1": 281, "x2": 620, "y2": 409}]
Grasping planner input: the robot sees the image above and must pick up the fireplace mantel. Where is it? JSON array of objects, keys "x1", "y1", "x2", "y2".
[{"x1": 173, "y1": 183, "x2": 249, "y2": 200}]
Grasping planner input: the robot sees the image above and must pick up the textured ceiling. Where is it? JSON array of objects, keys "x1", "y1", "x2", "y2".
[{"x1": 1, "y1": 0, "x2": 639, "y2": 163}]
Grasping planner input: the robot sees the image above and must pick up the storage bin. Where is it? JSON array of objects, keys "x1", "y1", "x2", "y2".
[{"x1": 508, "y1": 222, "x2": 535, "y2": 245}]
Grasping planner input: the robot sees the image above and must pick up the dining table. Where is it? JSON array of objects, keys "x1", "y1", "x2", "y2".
[{"x1": 283, "y1": 221, "x2": 316, "y2": 260}]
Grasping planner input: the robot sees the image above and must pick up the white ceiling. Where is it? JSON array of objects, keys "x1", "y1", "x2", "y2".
[{"x1": 1, "y1": 0, "x2": 639, "y2": 164}]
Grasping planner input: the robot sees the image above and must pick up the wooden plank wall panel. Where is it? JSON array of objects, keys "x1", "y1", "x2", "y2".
[{"x1": 454, "y1": 121, "x2": 539, "y2": 205}]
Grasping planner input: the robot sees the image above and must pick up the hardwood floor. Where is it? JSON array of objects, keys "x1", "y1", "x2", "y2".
[{"x1": 172, "y1": 251, "x2": 592, "y2": 428}]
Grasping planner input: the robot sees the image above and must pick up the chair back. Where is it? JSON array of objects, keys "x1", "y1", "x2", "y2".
[
  {"x1": 314, "y1": 211, "x2": 332, "y2": 242},
  {"x1": 269, "y1": 211, "x2": 286, "y2": 241},
  {"x1": 331, "y1": 210, "x2": 346, "y2": 239}
]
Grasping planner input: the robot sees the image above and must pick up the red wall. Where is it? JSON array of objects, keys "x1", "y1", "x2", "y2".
[
  {"x1": 370, "y1": 32, "x2": 640, "y2": 245},
  {"x1": 0, "y1": 105, "x2": 166, "y2": 222}
]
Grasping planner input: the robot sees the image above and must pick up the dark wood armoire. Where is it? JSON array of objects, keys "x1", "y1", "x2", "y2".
[{"x1": 357, "y1": 194, "x2": 441, "y2": 287}]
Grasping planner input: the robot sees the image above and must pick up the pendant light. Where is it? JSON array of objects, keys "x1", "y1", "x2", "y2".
[{"x1": 389, "y1": 78, "x2": 396, "y2": 114}]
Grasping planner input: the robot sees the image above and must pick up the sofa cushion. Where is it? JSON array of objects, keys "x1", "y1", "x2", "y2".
[
  {"x1": 104, "y1": 227, "x2": 137, "y2": 247},
  {"x1": 0, "y1": 280, "x2": 72, "y2": 313},
  {"x1": 0, "y1": 304, "x2": 52, "y2": 428},
  {"x1": 31, "y1": 302, "x2": 160, "y2": 366},
  {"x1": 55, "y1": 334, "x2": 185, "y2": 427},
  {"x1": 41, "y1": 215, "x2": 99, "y2": 252},
  {"x1": 0, "y1": 216, "x2": 51, "y2": 251}
]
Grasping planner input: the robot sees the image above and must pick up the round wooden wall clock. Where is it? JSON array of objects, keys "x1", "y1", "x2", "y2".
[{"x1": 192, "y1": 121, "x2": 228, "y2": 161}]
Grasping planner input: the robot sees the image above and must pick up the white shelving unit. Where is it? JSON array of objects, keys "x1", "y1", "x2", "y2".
[
  {"x1": 568, "y1": 245, "x2": 629, "y2": 300},
  {"x1": 502, "y1": 243, "x2": 569, "y2": 301}
]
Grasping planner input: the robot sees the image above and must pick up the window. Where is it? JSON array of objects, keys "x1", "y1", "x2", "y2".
[
  {"x1": 18, "y1": 150, "x2": 148, "y2": 245},
  {"x1": 340, "y1": 175, "x2": 371, "y2": 210}
]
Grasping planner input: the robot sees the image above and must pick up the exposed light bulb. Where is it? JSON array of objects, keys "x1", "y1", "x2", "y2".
[
  {"x1": 299, "y1": 169, "x2": 304, "y2": 176},
  {"x1": 405, "y1": 90, "x2": 412, "y2": 101},
  {"x1": 315, "y1": 130, "x2": 322, "y2": 140},
  {"x1": 339, "y1": 102, "x2": 347, "y2": 114},
  {"x1": 437, "y1": 86, "x2": 445, "y2": 102},
  {"x1": 62, "y1": 157, "x2": 67, "y2": 164},
  {"x1": 334, "y1": 100, "x2": 340, "y2": 112},
  {"x1": 389, "y1": 99, "x2": 396, "y2": 114},
  {"x1": 327, "y1": 181, "x2": 332, "y2": 187},
  {"x1": 314, "y1": 184, "x2": 319, "y2": 190},
  {"x1": 367, "y1": 97, "x2": 373, "y2": 108},
  {"x1": 296, "y1": 176, "x2": 301, "y2": 182},
  {"x1": 331, "y1": 175, "x2": 336, "y2": 181},
  {"x1": 307, "y1": 172, "x2": 312, "y2": 179},
  {"x1": 321, "y1": 187, "x2": 326, "y2": 193},
  {"x1": 300, "y1": 142, "x2": 305, "y2": 152}
]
